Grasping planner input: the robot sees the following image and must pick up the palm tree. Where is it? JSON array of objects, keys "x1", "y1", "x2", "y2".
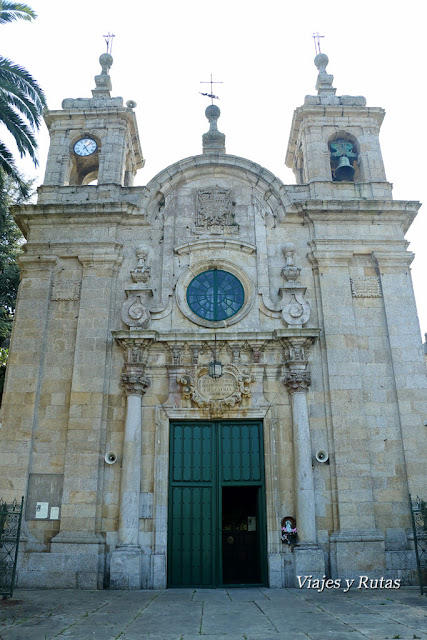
[
  {"x1": 0, "y1": 2, "x2": 46, "y2": 195},
  {"x1": 0, "y1": 2, "x2": 36, "y2": 24}
]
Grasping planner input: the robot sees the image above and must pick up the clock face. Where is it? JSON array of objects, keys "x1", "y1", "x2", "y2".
[{"x1": 74, "y1": 138, "x2": 97, "y2": 157}]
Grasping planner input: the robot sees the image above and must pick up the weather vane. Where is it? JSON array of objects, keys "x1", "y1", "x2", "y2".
[
  {"x1": 313, "y1": 32, "x2": 324, "y2": 55},
  {"x1": 103, "y1": 32, "x2": 115, "y2": 54},
  {"x1": 200, "y1": 74, "x2": 223, "y2": 104}
]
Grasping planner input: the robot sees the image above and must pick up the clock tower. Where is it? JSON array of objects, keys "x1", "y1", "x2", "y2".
[{"x1": 43, "y1": 53, "x2": 144, "y2": 187}]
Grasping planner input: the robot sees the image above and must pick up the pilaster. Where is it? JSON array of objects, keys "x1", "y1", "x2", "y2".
[
  {"x1": 0, "y1": 256, "x2": 57, "y2": 500},
  {"x1": 50, "y1": 251, "x2": 122, "y2": 588},
  {"x1": 373, "y1": 251, "x2": 427, "y2": 499}
]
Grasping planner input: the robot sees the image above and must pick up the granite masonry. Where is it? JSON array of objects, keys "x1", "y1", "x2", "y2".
[{"x1": 0, "y1": 51, "x2": 426, "y2": 590}]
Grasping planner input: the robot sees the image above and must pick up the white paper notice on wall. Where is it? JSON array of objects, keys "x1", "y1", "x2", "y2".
[
  {"x1": 35, "y1": 502, "x2": 49, "y2": 519},
  {"x1": 248, "y1": 516, "x2": 256, "y2": 531},
  {"x1": 50, "y1": 507, "x2": 60, "y2": 520}
]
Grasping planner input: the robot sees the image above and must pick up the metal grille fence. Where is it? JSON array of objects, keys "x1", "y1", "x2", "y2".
[
  {"x1": 0, "y1": 497, "x2": 24, "y2": 599},
  {"x1": 409, "y1": 494, "x2": 427, "y2": 595}
]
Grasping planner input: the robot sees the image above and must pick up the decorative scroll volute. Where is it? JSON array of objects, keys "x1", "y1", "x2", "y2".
[{"x1": 261, "y1": 243, "x2": 311, "y2": 327}]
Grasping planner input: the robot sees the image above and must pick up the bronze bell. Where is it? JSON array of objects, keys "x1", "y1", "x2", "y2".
[{"x1": 334, "y1": 156, "x2": 355, "y2": 181}]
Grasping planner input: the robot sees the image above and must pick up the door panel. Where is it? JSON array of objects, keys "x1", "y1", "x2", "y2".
[
  {"x1": 169, "y1": 486, "x2": 215, "y2": 586},
  {"x1": 168, "y1": 421, "x2": 266, "y2": 587},
  {"x1": 220, "y1": 422, "x2": 262, "y2": 482}
]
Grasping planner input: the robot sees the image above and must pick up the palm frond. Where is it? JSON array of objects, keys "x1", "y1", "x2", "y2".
[
  {"x1": 0, "y1": 2, "x2": 36, "y2": 24},
  {"x1": 0, "y1": 78, "x2": 41, "y2": 127},
  {"x1": 0, "y1": 142, "x2": 31, "y2": 197},
  {"x1": 0, "y1": 95, "x2": 38, "y2": 160},
  {"x1": 0, "y1": 57, "x2": 46, "y2": 114}
]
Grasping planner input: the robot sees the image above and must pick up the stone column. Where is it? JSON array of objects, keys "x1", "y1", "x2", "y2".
[
  {"x1": 284, "y1": 370, "x2": 317, "y2": 545},
  {"x1": 282, "y1": 339, "x2": 325, "y2": 582},
  {"x1": 110, "y1": 365, "x2": 148, "y2": 589}
]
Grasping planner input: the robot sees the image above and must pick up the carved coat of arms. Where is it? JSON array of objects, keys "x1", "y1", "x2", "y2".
[
  {"x1": 177, "y1": 364, "x2": 254, "y2": 418},
  {"x1": 196, "y1": 186, "x2": 232, "y2": 227}
]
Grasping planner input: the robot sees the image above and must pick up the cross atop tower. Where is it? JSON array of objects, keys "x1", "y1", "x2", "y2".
[
  {"x1": 312, "y1": 32, "x2": 324, "y2": 55},
  {"x1": 200, "y1": 74, "x2": 223, "y2": 104},
  {"x1": 103, "y1": 32, "x2": 115, "y2": 54}
]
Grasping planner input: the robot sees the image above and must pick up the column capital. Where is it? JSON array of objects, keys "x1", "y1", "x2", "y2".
[
  {"x1": 283, "y1": 370, "x2": 311, "y2": 394},
  {"x1": 122, "y1": 365, "x2": 149, "y2": 396}
]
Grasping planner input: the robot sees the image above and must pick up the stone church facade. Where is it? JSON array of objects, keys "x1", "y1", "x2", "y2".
[{"x1": 1, "y1": 52, "x2": 426, "y2": 589}]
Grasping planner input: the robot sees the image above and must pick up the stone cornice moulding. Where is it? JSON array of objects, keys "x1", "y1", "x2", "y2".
[
  {"x1": 372, "y1": 251, "x2": 415, "y2": 269},
  {"x1": 174, "y1": 239, "x2": 256, "y2": 256},
  {"x1": 13, "y1": 201, "x2": 140, "y2": 219},
  {"x1": 293, "y1": 200, "x2": 420, "y2": 232},
  {"x1": 17, "y1": 255, "x2": 58, "y2": 272},
  {"x1": 307, "y1": 239, "x2": 413, "y2": 267},
  {"x1": 77, "y1": 253, "x2": 123, "y2": 270},
  {"x1": 112, "y1": 328, "x2": 321, "y2": 346}
]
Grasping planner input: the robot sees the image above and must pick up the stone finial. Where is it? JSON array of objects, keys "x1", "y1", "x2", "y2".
[
  {"x1": 202, "y1": 105, "x2": 226, "y2": 154},
  {"x1": 314, "y1": 53, "x2": 336, "y2": 96},
  {"x1": 92, "y1": 52, "x2": 113, "y2": 98},
  {"x1": 282, "y1": 242, "x2": 301, "y2": 282},
  {"x1": 130, "y1": 247, "x2": 151, "y2": 283}
]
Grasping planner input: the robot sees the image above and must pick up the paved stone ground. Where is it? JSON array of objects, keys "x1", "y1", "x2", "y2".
[{"x1": 0, "y1": 588, "x2": 426, "y2": 640}]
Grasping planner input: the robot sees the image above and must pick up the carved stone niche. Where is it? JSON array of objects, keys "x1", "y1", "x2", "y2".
[
  {"x1": 261, "y1": 242, "x2": 311, "y2": 327},
  {"x1": 177, "y1": 364, "x2": 254, "y2": 419}
]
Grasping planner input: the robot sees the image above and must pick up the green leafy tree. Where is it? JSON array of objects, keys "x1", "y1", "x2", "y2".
[
  {"x1": 0, "y1": 171, "x2": 27, "y2": 337},
  {"x1": 0, "y1": 171, "x2": 29, "y2": 403},
  {"x1": 0, "y1": 1, "x2": 46, "y2": 195}
]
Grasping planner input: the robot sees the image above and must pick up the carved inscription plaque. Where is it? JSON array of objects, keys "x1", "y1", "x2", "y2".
[
  {"x1": 198, "y1": 373, "x2": 237, "y2": 400},
  {"x1": 51, "y1": 280, "x2": 81, "y2": 301},
  {"x1": 350, "y1": 277, "x2": 382, "y2": 298}
]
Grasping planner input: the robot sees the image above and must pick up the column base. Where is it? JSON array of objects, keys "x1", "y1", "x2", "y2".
[
  {"x1": 293, "y1": 543, "x2": 326, "y2": 586},
  {"x1": 110, "y1": 546, "x2": 142, "y2": 589},
  {"x1": 330, "y1": 529, "x2": 385, "y2": 580},
  {"x1": 17, "y1": 532, "x2": 105, "y2": 589}
]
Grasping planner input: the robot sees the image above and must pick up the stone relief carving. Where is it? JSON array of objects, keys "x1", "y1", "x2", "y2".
[
  {"x1": 261, "y1": 243, "x2": 311, "y2": 327},
  {"x1": 177, "y1": 364, "x2": 254, "y2": 418},
  {"x1": 350, "y1": 277, "x2": 381, "y2": 298},
  {"x1": 196, "y1": 186, "x2": 232, "y2": 227},
  {"x1": 121, "y1": 247, "x2": 172, "y2": 328}
]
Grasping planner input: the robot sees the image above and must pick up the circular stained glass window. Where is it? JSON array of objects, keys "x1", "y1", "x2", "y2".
[{"x1": 186, "y1": 269, "x2": 245, "y2": 322}]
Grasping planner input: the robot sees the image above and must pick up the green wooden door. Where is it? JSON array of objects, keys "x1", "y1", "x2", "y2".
[{"x1": 168, "y1": 420, "x2": 266, "y2": 587}]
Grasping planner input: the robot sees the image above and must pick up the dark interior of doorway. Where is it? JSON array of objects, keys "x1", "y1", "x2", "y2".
[{"x1": 222, "y1": 486, "x2": 260, "y2": 585}]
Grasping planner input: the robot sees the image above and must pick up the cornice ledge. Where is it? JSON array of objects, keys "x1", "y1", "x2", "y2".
[
  {"x1": 13, "y1": 201, "x2": 140, "y2": 217},
  {"x1": 372, "y1": 250, "x2": 415, "y2": 268},
  {"x1": 294, "y1": 199, "x2": 421, "y2": 214},
  {"x1": 174, "y1": 239, "x2": 256, "y2": 256},
  {"x1": 112, "y1": 328, "x2": 321, "y2": 345}
]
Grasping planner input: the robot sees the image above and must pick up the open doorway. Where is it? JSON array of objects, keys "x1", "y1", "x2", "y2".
[{"x1": 222, "y1": 486, "x2": 261, "y2": 584}]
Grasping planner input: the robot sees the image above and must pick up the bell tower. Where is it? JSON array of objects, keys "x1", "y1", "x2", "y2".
[
  {"x1": 285, "y1": 53, "x2": 391, "y2": 199},
  {"x1": 43, "y1": 53, "x2": 144, "y2": 187}
]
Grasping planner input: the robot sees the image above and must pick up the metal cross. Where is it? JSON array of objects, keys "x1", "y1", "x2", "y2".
[
  {"x1": 103, "y1": 32, "x2": 116, "y2": 54},
  {"x1": 313, "y1": 32, "x2": 324, "y2": 55},
  {"x1": 200, "y1": 74, "x2": 223, "y2": 104}
]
